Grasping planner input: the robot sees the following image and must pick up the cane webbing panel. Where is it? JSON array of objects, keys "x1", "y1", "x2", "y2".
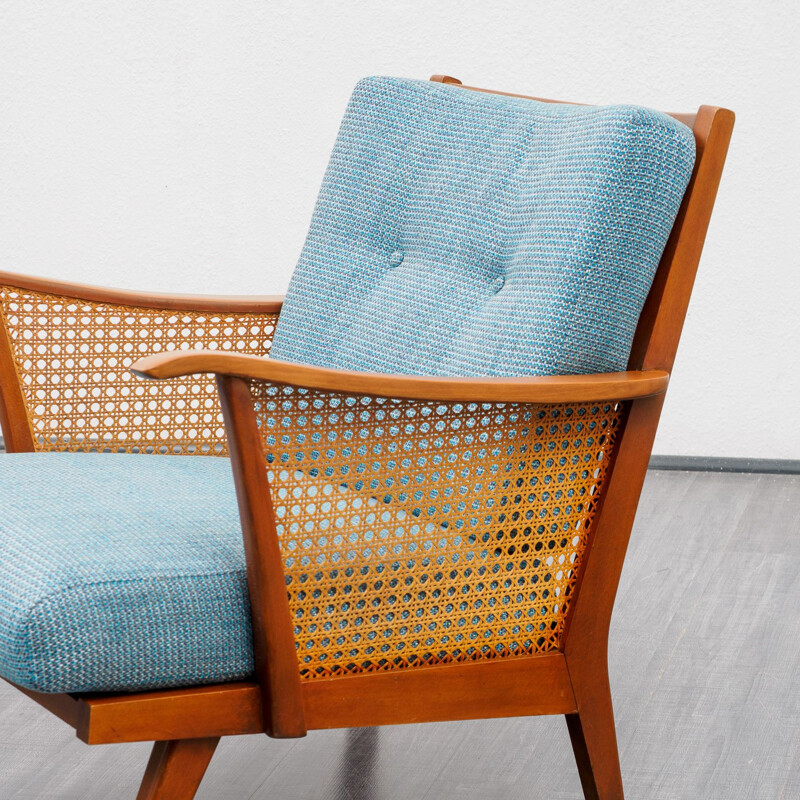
[
  {"x1": 251, "y1": 381, "x2": 624, "y2": 679},
  {"x1": 0, "y1": 285, "x2": 278, "y2": 455}
]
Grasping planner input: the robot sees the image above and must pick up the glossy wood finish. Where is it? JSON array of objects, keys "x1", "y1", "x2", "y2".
[
  {"x1": 301, "y1": 652, "x2": 576, "y2": 730},
  {"x1": 628, "y1": 105, "x2": 737, "y2": 371},
  {"x1": 429, "y1": 74, "x2": 463, "y2": 85},
  {"x1": 559, "y1": 395, "x2": 666, "y2": 799},
  {"x1": 0, "y1": 312, "x2": 35, "y2": 452},
  {"x1": 136, "y1": 737, "x2": 219, "y2": 800},
  {"x1": 11, "y1": 651, "x2": 575, "y2": 746},
  {"x1": 216, "y1": 375, "x2": 306, "y2": 739},
  {"x1": 567, "y1": 699, "x2": 621, "y2": 800},
  {"x1": 0, "y1": 270, "x2": 284, "y2": 314},
  {"x1": 74, "y1": 683, "x2": 263, "y2": 745},
  {"x1": 133, "y1": 350, "x2": 669, "y2": 403},
  {"x1": 0, "y1": 75, "x2": 735, "y2": 800}
]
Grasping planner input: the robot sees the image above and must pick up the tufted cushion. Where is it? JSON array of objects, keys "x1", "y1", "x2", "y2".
[
  {"x1": 270, "y1": 76, "x2": 696, "y2": 376},
  {"x1": 0, "y1": 453, "x2": 251, "y2": 693}
]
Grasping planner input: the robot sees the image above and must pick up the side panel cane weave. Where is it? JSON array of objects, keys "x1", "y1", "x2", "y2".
[
  {"x1": 0, "y1": 286, "x2": 278, "y2": 455},
  {"x1": 251, "y1": 381, "x2": 624, "y2": 679}
]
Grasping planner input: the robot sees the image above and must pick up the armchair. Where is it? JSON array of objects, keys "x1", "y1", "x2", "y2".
[{"x1": 0, "y1": 74, "x2": 733, "y2": 799}]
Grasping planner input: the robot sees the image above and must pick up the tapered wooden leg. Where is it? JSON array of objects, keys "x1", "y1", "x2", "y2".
[
  {"x1": 136, "y1": 737, "x2": 220, "y2": 800},
  {"x1": 565, "y1": 667, "x2": 624, "y2": 800}
]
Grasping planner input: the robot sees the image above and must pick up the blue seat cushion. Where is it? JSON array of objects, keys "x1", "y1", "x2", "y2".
[
  {"x1": 270, "y1": 76, "x2": 696, "y2": 376},
  {"x1": 0, "y1": 453, "x2": 251, "y2": 693}
]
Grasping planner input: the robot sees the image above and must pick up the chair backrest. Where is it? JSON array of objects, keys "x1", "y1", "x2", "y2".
[
  {"x1": 196, "y1": 76, "x2": 736, "y2": 738},
  {"x1": 270, "y1": 76, "x2": 697, "y2": 377}
]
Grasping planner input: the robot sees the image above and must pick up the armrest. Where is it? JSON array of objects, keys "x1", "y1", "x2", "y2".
[
  {"x1": 132, "y1": 350, "x2": 669, "y2": 403},
  {"x1": 0, "y1": 270, "x2": 283, "y2": 314},
  {"x1": 132, "y1": 348, "x2": 660, "y2": 696},
  {"x1": 0, "y1": 271, "x2": 282, "y2": 453}
]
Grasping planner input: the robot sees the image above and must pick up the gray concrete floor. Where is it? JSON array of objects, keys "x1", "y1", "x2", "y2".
[{"x1": 1, "y1": 469, "x2": 798, "y2": 799}]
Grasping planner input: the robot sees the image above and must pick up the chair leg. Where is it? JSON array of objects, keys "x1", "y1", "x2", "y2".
[
  {"x1": 136, "y1": 737, "x2": 220, "y2": 800},
  {"x1": 565, "y1": 667, "x2": 624, "y2": 800}
]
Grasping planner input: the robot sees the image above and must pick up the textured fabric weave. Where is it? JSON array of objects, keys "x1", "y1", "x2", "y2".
[
  {"x1": 271, "y1": 76, "x2": 696, "y2": 376},
  {"x1": 0, "y1": 79, "x2": 697, "y2": 695},
  {"x1": 0, "y1": 453, "x2": 250, "y2": 693}
]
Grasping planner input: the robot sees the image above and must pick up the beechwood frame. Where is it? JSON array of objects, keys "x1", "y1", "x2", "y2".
[{"x1": 0, "y1": 75, "x2": 734, "y2": 799}]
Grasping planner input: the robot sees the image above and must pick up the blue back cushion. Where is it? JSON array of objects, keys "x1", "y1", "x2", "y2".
[{"x1": 270, "y1": 77, "x2": 695, "y2": 376}]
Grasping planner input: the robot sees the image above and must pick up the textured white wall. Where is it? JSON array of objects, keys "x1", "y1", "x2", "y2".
[{"x1": 1, "y1": 1, "x2": 798, "y2": 458}]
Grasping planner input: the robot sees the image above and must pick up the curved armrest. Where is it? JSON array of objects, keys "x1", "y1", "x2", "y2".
[
  {"x1": 142, "y1": 346, "x2": 657, "y2": 720},
  {"x1": 132, "y1": 350, "x2": 669, "y2": 403},
  {"x1": 0, "y1": 270, "x2": 283, "y2": 314}
]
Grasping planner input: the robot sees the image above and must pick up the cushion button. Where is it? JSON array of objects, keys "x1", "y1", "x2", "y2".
[
  {"x1": 493, "y1": 275, "x2": 505, "y2": 292},
  {"x1": 388, "y1": 249, "x2": 404, "y2": 268}
]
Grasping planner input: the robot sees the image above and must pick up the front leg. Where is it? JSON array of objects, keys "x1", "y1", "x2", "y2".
[
  {"x1": 137, "y1": 737, "x2": 220, "y2": 800},
  {"x1": 565, "y1": 658, "x2": 624, "y2": 800}
]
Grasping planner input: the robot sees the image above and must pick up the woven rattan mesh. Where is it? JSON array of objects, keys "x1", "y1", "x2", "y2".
[
  {"x1": 251, "y1": 381, "x2": 624, "y2": 679},
  {"x1": 0, "y1": 286, "x2": 278, "y2": 455}
]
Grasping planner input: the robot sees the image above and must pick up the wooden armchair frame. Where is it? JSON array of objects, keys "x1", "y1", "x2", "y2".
[{"x1": 0, "y1": 75, "x2": 734, "y2": 799}]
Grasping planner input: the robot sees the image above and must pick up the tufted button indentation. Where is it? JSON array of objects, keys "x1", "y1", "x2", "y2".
[
  {"x1": 388, "y1": 249, "x2": 404, "y2": 268},
  {"x1": 492, "y1": 275, "x2": 505, "y2": 292}
]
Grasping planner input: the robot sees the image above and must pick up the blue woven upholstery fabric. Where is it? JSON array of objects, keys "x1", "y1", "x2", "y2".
[
  {"x1": 270, "y1": 77, "x2": 696, "y2": 376},
  {"x1": 0, "y1": 453, "x2": 251, "y2": 693}
]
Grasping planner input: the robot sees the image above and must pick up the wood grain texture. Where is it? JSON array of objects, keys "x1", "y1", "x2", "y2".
[
  {"x1": 216, "y1": 375, "x2": 307, "y2": 739},
  {"x1": 628, "y1": 105, "x2": 736, "y2": 372},
  {"x1": 59, "y1": 654, "x2": 575, "y2": 745},
  {"x1": 429, "y1": 74, "x2": 463, "y2": 85},
  {"x1": 136, "y1": 737, "x2": 219, "y2": 800},
  {"x1": 75, "y1": 683, "x2": 264, "y2": 745},
  {"x1": 302, "y1": 652, "x2": 577, "y2": 729},
  {"x1": 567, "y1": 700, "x2": 623, "y2": 800},
  {"x1": 132, "y1": 350, "x2": 669, "y2": 403},
  {"x1": 0, "y1": 312, "x2": 34, "y2": 452}
]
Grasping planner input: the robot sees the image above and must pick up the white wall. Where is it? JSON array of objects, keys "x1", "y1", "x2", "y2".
[{"x1": 1, "y1": 1, "x2": 798, "y2": 459}]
